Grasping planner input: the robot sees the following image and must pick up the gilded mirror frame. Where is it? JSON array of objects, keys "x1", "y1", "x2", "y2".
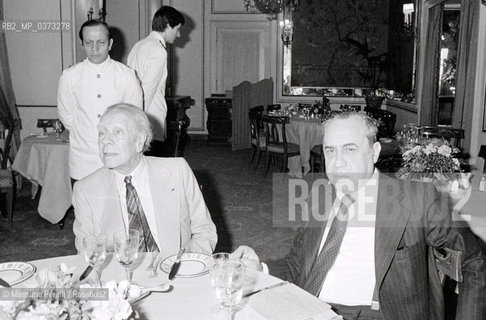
[{"x1": 277, "y1": 0, "x2": 420, "y2": 103}]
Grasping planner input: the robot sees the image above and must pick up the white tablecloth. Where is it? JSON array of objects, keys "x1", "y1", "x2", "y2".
[
  {"x1": 19, "y1": 253, "x2": 338, "y2": 320},
  {"x1": 12, "y1": 134, "x2": 71, "y2": 223}
]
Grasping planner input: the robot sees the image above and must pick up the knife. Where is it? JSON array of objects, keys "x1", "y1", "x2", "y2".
[
  {"x1": 242, "y1": 281, "x2": 289, "y2": 298},
  {"x1": 168, "y1": 248, "x2": 185, "y2": 280},
  {"x1": 79, "y1": 265, "x2": 93, "y2": 281},
  {"x1": 0, "y1": 277, "x2": 10, "y2": 288}
]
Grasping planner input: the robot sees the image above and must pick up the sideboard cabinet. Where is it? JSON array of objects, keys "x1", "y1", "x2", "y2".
[{"x1": 205, "y1": 97, "x2": 232, "y2": 143}]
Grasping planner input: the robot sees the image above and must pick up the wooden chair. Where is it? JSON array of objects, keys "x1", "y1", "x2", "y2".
[
  {"x1": 310, "y1": 144, "x2": 325, "y2": 173},
  {"x1": 249, "y1": 106, "x2": 266, "y2": 169},
  {"x1": 262, "y1": 115, "x2": 300, "y2": 177},
  {"x1": 0, "y1": 120, "x2": 17, "y2": 225},
  {"x1": 266, "y1": 104, "x2": 281, "y2": 113}
]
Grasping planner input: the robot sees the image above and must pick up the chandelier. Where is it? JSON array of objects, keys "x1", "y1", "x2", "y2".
[
  {"x1": 244, "y1": 0, "x2": 298, "y2": 47},
  {"x1": 244, "y1": 0, "x2": 299, "y2": 19}
]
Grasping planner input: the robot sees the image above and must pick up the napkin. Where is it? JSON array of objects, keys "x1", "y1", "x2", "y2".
[{"x1": 247, "y1": 283, "x2": 341, "y2": 320}]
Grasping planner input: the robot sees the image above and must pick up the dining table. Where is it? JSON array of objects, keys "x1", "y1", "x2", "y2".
[
  {"x1": 7, "y1": 253, "x2": 339, "y2": 320},
  {"x1": 11, "y1": 133, "x2": 71, "y2": 224},
  {"x1": 286, "y1": 116, "x2": 324, "y2": 177},
  {"x1": 284, "y1": 114, "x2": 400, "y2": 177}
]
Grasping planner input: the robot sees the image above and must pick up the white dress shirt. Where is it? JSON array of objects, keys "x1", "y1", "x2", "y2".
[
  {"x1": 57, "y1": 57, "x2": 143, "y2": 180},
  {"x1": 113, "y1": 157, "x2": 161, "y2": 251},
  {"x1": 318, "y1": 171, "x2": 379, "y2": 306},
  {"x1": 127, "y1": 31, "x2": 168, "y2": 141}
]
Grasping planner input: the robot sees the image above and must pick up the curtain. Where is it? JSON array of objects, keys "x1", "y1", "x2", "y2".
[
  {"x1": 0, "y1": 0, "x2": 21, "y2": 160},
  {"x1": 419, "y1": 4, "x2": 442, "y2": 126},
  {"x1": 451, "y1": 0, "x2": 480, "y2": 154}
]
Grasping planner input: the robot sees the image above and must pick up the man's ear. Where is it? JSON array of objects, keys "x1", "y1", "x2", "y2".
[
  {"x1": 372, "y1": 141, "x2": 382, "y2": 164},
  {"x1": 136, "y1": 134, "x2": 146, "y2": 153},
  {"x1": 108, "y1": 38, "x2": 113, "y2": 51}
]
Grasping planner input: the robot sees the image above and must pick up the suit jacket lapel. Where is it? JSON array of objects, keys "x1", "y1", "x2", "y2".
[
  {"x1": 373, "y1": 174, "x2": 411, "y2": 300},
  {"x1": 146, "y1": 158, "x2": 181, "y2": 258}
]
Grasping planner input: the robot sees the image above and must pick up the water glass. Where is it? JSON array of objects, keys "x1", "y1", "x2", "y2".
[
  {"x1": 113, "y1": 229, "x2": 140, "y2": 282},
  {"x1": 210, "y1": 253, "x2": 230, "y2": 288},
  {"x1": 213, "y1": 261, "x2": 244, "y2": 319},
  {"x1": 83, "y1": 234, "x2": 107, "y2": 287}
]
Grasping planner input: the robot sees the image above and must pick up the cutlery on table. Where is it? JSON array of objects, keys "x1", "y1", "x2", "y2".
[
  {"x1": 242, "y1": 281, "x2": 289, "y2": 298},
  {"x1": 79, "y1": 250, "x2": 98, "y2": 281},
  {"x1": 144, "y1": 283, "x2": 173, "y2": 292},
  {"x1": 168, "y1": 248, "x2": 185, "y2": 280},
  {"x1": 79, "y1": 265, "x2": 93, "y2": 281},
  {"x1": 0, "y1": 277, "x2": 10, "y2": 288}
]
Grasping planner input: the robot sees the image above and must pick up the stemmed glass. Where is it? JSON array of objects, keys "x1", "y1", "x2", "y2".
[
  {"x1": 113, "y1": 229, "x2": 140, "y2": 282},
  {"x1": 213, "y1": 260, "x2": 244, "y2": 320},
  {"x1": 82, "y1": 234, "x2": 107, "y2": 288},
  {"x1": 210, "y1": 253, "x2": 230, "y2": 290}
]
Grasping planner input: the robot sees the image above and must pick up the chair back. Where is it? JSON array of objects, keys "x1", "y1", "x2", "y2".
[
  {"x1": 37, "y1": 119, "x2": 63, "y2": 133},
  {"x1": 0, "y1": 120, "x2": 17, "y2": 169},
  {"x1": 249, "y1": 107, "x2": 264, "y2": 146},
  {"x1": 266, "y1": 104, "x2": 281, "y2": 113},
  {"x1": 262, "y1": 115, "x2": 290, "y2": 151}
]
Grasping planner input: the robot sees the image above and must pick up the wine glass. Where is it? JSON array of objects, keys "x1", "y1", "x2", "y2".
[
  {"x1": 113, "y1": 229, "x2": 140, "y2": 282},
  {"x1": 213, "y1": 261, "x2": 244, "y2": 320},
  {"x1": 210, "y1": 253, "x2": 230, "y2": 289},
  {"x1": 83, "y1": 234, "x2": 107, "y2": 288}
]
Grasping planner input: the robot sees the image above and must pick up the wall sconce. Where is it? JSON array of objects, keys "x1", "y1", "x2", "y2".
[
  {"x1": 279, "y1": 6, "x2": 293, "y2": 47},
  {"x1": 402, "y1": 3, "x2": 414, "y2": 35},
  {"x1": 87, "y1": 0, "x2": 106, "y2": 21}
]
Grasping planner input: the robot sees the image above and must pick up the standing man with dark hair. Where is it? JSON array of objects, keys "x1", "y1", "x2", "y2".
[
  {"x1": 58, "y1": 20, "x2": 143, "y2": 183},
  {"x1": 127, "y1": 6, "x2": 185, "y2": 156}
]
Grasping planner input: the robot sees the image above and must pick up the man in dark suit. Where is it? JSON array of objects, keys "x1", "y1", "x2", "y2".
[{"x1": 232, "y1": 112, "x2": 486, "y2": 319}]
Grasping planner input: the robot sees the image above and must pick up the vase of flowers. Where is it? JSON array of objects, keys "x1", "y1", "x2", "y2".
[
  {"x1": 396, "y1": 138, "x2": 463, "y2": 187},
  {"x1": 0, "y1": 264, "x2": 139, "y2": 320}
]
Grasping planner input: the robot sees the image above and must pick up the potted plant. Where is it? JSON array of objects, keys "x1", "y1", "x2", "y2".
[{"x1": 345, "y1": 36, "x2": 387, "y2": 109}]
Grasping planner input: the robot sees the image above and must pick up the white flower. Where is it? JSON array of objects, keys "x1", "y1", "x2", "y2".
[{"x1": 437, "y1": 145, "x2": 452, "y2": 157}]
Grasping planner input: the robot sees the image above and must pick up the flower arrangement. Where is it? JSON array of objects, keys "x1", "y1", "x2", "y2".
[
  {"x1": 0, "y1": 264, "x2": 138, "y2": 320},
  {"x1": 396, "y1": 138, "x2": 463, "y2": 186}
]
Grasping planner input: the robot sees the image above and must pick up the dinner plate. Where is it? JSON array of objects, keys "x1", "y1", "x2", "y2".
[
  {"x1": 160, "y1": 253, "x2": 210, "y2": 278},
  {"x1": 0, "y1": 262, "x2": 36, "y2": 286}
]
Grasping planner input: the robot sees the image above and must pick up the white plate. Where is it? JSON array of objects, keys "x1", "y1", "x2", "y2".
[
  {"x1": 0, "y1": 262, "x2": 36, "y2": 286},
  {"x1": 160, "y1": 253, "x2": 210, "y2": 278}
]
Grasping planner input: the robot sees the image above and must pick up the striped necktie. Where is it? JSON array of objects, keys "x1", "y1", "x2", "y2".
[
  {"x1": 124, "y1": 175, "x2": 158, "y2": 252},
  {"x1": 303, "y1": 194, "x2": 355, "y2": 296}
]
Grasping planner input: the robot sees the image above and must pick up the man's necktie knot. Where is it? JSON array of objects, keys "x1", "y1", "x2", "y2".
[{"x1": 124, "y1": 175, "x2": 132, "y2": 185}]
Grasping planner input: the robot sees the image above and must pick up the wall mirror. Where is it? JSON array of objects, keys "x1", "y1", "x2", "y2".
[{"x1": 282, "y1": 0, "x2": 418, "y2": 100}]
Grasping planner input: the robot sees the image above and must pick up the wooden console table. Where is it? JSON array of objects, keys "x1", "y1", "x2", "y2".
[
  {"x1": 205, "y1": 97, "x2": 232, "y2": 143},
  {"x1": 166, "y1": 96, "x2": 194, "y2": 156}
]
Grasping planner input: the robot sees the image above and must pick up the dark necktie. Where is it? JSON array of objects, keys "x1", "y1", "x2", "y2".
[
  {"x1": 304, "y1": 194, "x2": 355, "y2": 296},
  {"x1": 124, "y1": 176, "x2": 158, "y2": 252}
]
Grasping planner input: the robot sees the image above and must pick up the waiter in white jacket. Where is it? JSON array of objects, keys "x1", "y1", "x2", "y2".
[
  {"x1": 127, "y1": 5, "x2": 185, "y2": 156},
  {"x1": 58, "y1": 20, "x2": 143, "y2": 183}
]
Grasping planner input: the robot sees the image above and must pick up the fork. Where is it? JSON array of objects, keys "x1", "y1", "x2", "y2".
[
  {"x1": 146, "y1": 251, "x2": 159, "y2": 271},
  {"x1": 147, "y1": 252, "x2": 160, "y2": 278}
]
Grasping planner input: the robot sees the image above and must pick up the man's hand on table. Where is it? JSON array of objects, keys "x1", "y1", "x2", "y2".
[{"x1": 231, "y1": 245, "x2": 263, "y2": 272}]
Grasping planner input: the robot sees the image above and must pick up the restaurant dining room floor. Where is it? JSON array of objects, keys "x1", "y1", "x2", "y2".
[{"x1": 0, "y1": 139, "x2": 298, "y2": 263}]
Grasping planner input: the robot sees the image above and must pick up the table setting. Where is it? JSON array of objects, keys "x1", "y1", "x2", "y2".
[{"x1": 0, "y1": 230, "x2": 340, "y2": 320}]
